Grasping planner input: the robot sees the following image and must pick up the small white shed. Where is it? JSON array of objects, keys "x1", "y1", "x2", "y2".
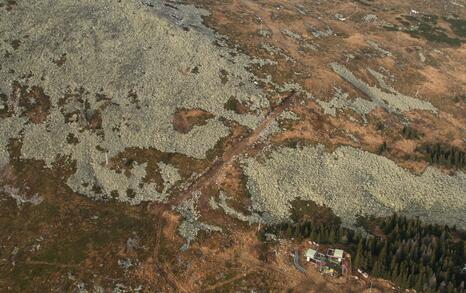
[{"x1": 305, "y1": 249, "x2": 318, "y2": 262}]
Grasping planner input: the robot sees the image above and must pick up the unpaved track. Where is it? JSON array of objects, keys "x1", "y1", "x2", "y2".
[
  {"x1": 203, "y1": 268, "x2": 255, "y2": 291},
  {"x1": 153, "y1": 214, "x2": 189, "y2": 293},
  {"x1": 148, "y1": 90, "x2": 300, "y2": 291},
  {"x1": 167, "y1": 91, "x2": 298, "y2": 207}
]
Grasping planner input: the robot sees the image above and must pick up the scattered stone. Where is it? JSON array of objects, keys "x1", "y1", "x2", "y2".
[
  {"x1": 264, "y1": 233, "x2": 277, "y2": 241},
  {"x1": 93, "y1": 285, "x2": 105, "y2": 293},
  {"x1": 211, "y1": 192, "x2": 263, "y2": 224},
  {"x1": 257, "y1": 29, "x2": 272, "y2": 38},
  {"x1": 261, "y1": 42, "x2": 296, "y2": 63},
  {"x1": 345, "y1": 53, "x2": 355, "y2": 61},
  {"x1": 295, "y1": 5, "x2": 307, "y2": 15},
  {"x1": 0, "y1": 185, "x2": 43, "y2": 207},
  {"x1": 118, "y1": 258, "x2": 137, "y2": 270},
  {"x1": 419, "y1": 52, "x2": 426, "y2": 62},
  {"x1": 317, "y1": 87, "x2": 376, "y2": 122},
  {"x1": 306, "y1": 24, "x2": 333, "y2": 38},
  {"x1": 158, "y1": 161, "x2": 181, "y2": 193},
  {"x1": 363, "y1": 14, "x2": 378, "y2": 22},
  {"x1": 299, "y1": 42, "x2": 318, "y2": 52},
  {"x1": 259, "y1": 119, "x2": 281, "y2": 140},
  {"x1": 11, "y1": 247, "x2": 19, "y2": 260},
  {"x1": 382, "y1": 22, "x2": 398, "y2": 30},
  {"x1": 367, "y1": 40, "x2": 392, "y2": 56},
  {"x1": 346, "y1": 133, "x2": 360, "y2": 143},
  {"x1": 279, "y1": 110, "x2": 300, "y2": 121},
  {"x1": 208, "y1": 196, "x2": 220, "y2": 209},
  {"x1": 68, "y1": 113, "x2": 78, "y2": 122},
  {"x1": 76, "y1": 282, "x2": 87, "y2": 293},
  {"x1": 335, "y1": 14, "x2": 347, "y2": 21},
  {"x1": 175, "y1": 194, "x2": 222, "y2": 246},
  {"x1": 126, "y1": 236, "x2": 141, "y2": 251},
  {"x1": 281, "y1": 29, "x2": 303, "y2": 40}
]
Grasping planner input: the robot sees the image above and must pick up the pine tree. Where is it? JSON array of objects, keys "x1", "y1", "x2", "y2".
[
  {"x1": 310, "y1": 229, "x2": 317, "y2": 241},
  {"x1": 391, "y1": 265, "x2": 399, "y2": 282},
  {"x1": 295, "y1": 223, "x2": 302, "y2": 240},
  {"x1": 408, "y1": 274, "x2": 415, "y2": 289},
  {"x1": 303, "y1": 225, "x2": 310, "y2": 238},
  {"x1": 415, "y1": 273, "x2": 424, "y2": 291},
  {"x1": 429, "y1": 273, "x2": 437, "y2": 290},
  {"x1": 376, "y1": 241, "x2": 388, "y2": 275},
  {"x1": 328, "y1": 228, "x2": 336, "y2": 243},
  {"x1": 371, "y1": 260, "x2": 382, "y2": 277},
  {"x1": 364, "y1": 253, "x2": 373, "y2": 271},
  {"x1": 286, "y1": 224, "x2": 293, "y2": 238},
  {"x1": 354, "y1": 238, "x2": 365, "y2": 268},
  {"x1": 316, "y1": 228, "x2": 322, "y2": 243}
]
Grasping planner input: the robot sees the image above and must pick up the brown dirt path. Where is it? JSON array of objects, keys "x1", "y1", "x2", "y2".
[
  {"x1": 152, "y1": 214, "x2": 189, "y2": 293},
  {"x1": 168, "y1": 90, "x2": 299, "y2": 207}
]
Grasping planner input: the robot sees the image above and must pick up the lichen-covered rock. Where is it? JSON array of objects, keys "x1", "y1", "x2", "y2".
[
  {"x1": 175, "y1": 194, "x2": 222, "y2": 245},
  {"x1": 210, "y1": 192, "x2": 263, "y2": 224},
  {"x1": 317, "y1": 87, "x2": 377, "y2": 120},
  {"x1": 0, "y1": 0, "x2": 269, "y2": 203},
  {"x1": 330, "y1": 63, "x2": 436, "y2": 113},
  {"x1": 242, "y1": 145, "x2": 466, "y2": 228}
]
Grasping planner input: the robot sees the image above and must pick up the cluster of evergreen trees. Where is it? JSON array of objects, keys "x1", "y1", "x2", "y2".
[
  {"x1": 259, "y1": 214, "x2": 466, "y2": 292},
  {"x1": 378, "y1": 141, "x2": 388, "y2": 155},
  {"x1": 355, "y1": 215, "x2": 465, "y2": 292},
  {"x1": 417, "y1": 143, "x2": 465, "y2": 169},
  {"x1": 402, "y1": 125, "x2": 422, "y2": 140}
]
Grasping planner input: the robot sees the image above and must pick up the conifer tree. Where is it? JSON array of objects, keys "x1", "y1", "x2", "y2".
[{"x1": 354, "y1": 238, "x2": 365, "y2": 268}]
